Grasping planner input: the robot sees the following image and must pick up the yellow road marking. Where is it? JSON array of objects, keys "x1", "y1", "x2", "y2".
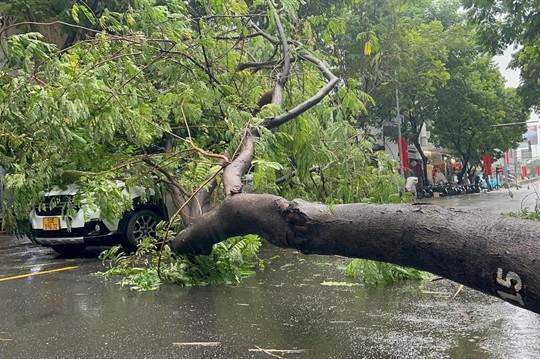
[{"x1": 0, "y1": 266, "x2": 79, "y2": 282}]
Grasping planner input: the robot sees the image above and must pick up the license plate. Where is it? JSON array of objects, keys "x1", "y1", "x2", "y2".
[{"x1": 43, "y1": 217, "x2": 60, "y2": 231}]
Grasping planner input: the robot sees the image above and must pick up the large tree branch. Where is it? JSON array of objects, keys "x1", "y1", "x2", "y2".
[
  {"x1": 236, "y1": 58, "x2": 296, "y2": 73},
  {"x1": 223, "y1": 129, "x2": 256, "y2": 196},
  {"x1": 269, "y1": 0, "x2": 290, "y2": 108},
  {"x1": 222, "y1": 4, "x2": 337, "y2": 196},
  {"x1": 262, "y1": 54, "x2": 339, "y2": 130},
  {"x1": 170, "y1": 193, "x2": 540, "y2": 315}
]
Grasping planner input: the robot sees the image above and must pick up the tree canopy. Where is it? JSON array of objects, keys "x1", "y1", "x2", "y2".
[{"x1": 430, "y1": 26, "x2": 528, "y2": 181}]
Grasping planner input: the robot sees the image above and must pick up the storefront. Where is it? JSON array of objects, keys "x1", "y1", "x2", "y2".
[{"x1": 423, "y1": 150, "x2": 459, "y2": 184}]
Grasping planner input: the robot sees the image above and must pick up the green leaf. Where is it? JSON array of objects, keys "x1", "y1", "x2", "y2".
[
  {"x1": 71, "y1": 4, "x2": 80, "y2": 23},
  {"x1": 79, "y1": 4, "x2": 97, "y2": 25}
]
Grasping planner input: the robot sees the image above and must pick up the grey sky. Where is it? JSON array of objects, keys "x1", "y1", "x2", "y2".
[{"x1": 493, "y1": 47, "x2": 521, "y2": 88}]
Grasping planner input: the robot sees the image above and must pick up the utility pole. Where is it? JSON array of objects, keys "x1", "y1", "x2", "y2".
[{"x1": 395, "y1": 85, "x2": 404, "y2": 179}]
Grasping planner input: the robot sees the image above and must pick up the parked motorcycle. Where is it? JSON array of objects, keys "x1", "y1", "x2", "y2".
[{"x1": 416, "y1": 184, "x2": 433, "y2": 199}]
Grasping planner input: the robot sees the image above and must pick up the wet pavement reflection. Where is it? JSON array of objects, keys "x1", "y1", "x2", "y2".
[{"x1": 1, "y1": 187, "x2": 540, "y2": 358}]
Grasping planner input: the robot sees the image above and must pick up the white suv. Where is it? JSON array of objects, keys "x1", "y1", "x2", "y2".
[{"x1": 29, "y1": 184, "x2": 176, "y2": 256}]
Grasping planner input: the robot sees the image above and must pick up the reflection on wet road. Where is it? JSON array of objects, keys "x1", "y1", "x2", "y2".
[{"x1": 1, "y1": 186, "x2": 540, "y2": 358}]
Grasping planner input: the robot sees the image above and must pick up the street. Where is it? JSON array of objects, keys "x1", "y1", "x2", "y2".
[
  {"x1": 421, "y1": 181, "x2": 540, "y2": 214},
  {"x1": 1, "y1": 186, "x2": 540, "y2": 359}
]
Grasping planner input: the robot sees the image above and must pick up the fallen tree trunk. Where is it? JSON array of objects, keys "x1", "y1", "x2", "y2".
[{"x1": 170, "y1": 193, "x2": 540, "y2": 315}]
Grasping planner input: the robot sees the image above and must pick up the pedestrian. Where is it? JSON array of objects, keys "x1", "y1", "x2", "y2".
[
  {"x1": 405, "y1": 176, "x2": 419, "y2": 201},
  {"x1": 483, "y1": 172, "x2": 492, "y2": 191}
]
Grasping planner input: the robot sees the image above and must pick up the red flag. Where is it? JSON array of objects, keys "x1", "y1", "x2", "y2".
[
  {"x1": 522, "y1": 165, "x2": 528, "y2": 178},
  {"x1": 482, "y1": 154, "x2": 492, "y2": 175},
  {"x1": 399, "y1": 136, "x2": 408, "y2": 173},
  {"x1": 535, "y1": 165, "x2": 539, "y2": 176}
]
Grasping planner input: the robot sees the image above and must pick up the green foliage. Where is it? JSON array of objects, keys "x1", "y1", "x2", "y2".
[
  {"x1": 345, "y1": 258, "x2": 432, "y2": 287},
  {"x1": 4, "y1": 0, "x2": 73, "y2": 24},
  {"x1": 0, "y1": 0, "x2": 430, "y2": 288},
  {"x1": 1, "y1": 1, "x2": 245, "y2": 224},
  {"x1": 0, "y1": 0, "x2": 410, "y2": 228},
  {"x1": 505, "y1": 189, "x2": 540, "y2": 221},
  {"x1": 506, "y1": 208, "x2": 540, "y2": 222},
  {"x1": 71, "y1": 3, "x2": 97, "y2": 25},
  {"x1": 257, "y1": 109, "x2": 406, "y2": 204},
  {"x1": 96, "y1": 234, "x2": 264, "y2": 290}
]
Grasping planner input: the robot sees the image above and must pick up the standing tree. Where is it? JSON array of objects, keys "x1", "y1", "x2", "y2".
[
  {"x1": 367, "y1": 17, "x2": 451, "y2": 184},
  {"x1": 430, "y1": 27, "x2": 528, "y2": 182},
  {"x1": 1, "y1": 0, "x2": 540, "y2": 315},
  {"x1": 325, "y1": 0, "x2": 460, "y2": 185}
]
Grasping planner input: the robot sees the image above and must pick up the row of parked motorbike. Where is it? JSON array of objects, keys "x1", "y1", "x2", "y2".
[{"x1": 416, "y1": 182, "x2": 482, "y2": 199}]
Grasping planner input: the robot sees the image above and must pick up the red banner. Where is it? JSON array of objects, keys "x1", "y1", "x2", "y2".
[
  {"x1": 482, "y1": 154, "x2": 492, "y2": 175},
  {"x1": 522, "y1": 165, "x2": 528, "y2": 178},
  {"x1": 399, "y1": 136, "x2": 408, "y2": 173},
  {"x1": 536, "y1": 165, "x2": 539, "y2": 176}
]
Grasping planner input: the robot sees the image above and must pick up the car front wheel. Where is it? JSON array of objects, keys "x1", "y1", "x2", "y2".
[{"x1": 121, "y1": 208, "x2": 161, "y2": 253}]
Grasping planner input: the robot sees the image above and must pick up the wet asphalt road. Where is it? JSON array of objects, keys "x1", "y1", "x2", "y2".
[
  {"x1": 421, "y1": 181, "x2": 540, "y2": 214},
  {"x1": 1, "y1": 185, "x2": 540, "y2": 359}
]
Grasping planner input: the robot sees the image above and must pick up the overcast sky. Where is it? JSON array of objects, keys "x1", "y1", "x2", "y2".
[{"x1": 493, "y1": 47, "x2": 521, "y2": 88}]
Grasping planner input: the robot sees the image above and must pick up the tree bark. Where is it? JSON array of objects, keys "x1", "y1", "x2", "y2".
[{"x1": 170, "y1": 193, "x2": 540, "y2": 315}]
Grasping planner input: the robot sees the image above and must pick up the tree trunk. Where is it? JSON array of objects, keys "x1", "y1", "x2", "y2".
[
  {"x1": 411, "y1": 138, "x2": 429, "y2": 185},
  {"x1": 171, "y1": 193, "x2": 540, "y2": 315}
]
